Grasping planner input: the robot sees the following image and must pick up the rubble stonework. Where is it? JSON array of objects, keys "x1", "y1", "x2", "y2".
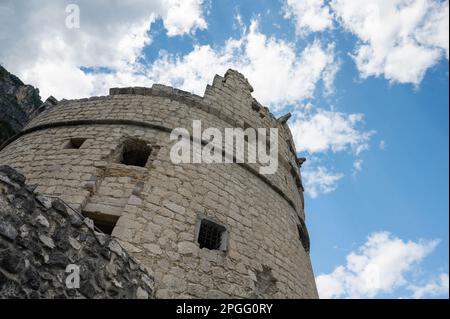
[
  {"x1": 0, "y1": 165, "x2": 154, "y2": 298},
  {"x1": 0, "y1": 69, "x2": 318, "y2": 298}
]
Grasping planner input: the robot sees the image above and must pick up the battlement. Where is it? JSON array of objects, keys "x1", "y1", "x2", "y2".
[
  {"x1": 108, "y1": 69, "x2": 278, "y2": 126},
  {"x1": 107, "y1": 70, "x2": 298, "y2": 159}
]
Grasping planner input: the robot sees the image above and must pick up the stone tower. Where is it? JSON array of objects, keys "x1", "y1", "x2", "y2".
[{"x1": 0, "y1": 69, "x2": 318, "y2": 298}]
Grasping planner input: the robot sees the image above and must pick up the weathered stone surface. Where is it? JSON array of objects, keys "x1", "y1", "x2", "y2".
[
  {"x1": 0, "y1": 166, "x2": 154, "y2": 299},
  {"x1": 0, "y1": 69, "x2": 317, "y2": 299},
  {"x1": 38, "y1": 235, "x2": 55, "y2": 249},
  {"x1": 143, "y1": 243, "x2": 163, "y2": 255},
  {"x1": 0, "y1": 220, "x2": 17, "y2": 241},
  {"x1": 35, "y1": 215, "x2": 49, "y2": 228},
  {"x1": 177, "y1": 241, "x2": 199, "y2": 256}
]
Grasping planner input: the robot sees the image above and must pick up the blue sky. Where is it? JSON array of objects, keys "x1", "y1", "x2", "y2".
[{"x1": 0, "y1": 0, "x2": 448, "y2": 298}]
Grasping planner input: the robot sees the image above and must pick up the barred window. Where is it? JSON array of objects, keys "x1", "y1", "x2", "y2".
[{"x1": 197, "y1": 219, "x2": 227, "y2": 250}]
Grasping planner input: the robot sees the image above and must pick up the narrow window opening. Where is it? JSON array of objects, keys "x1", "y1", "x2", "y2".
[
  {"x1": 243, "y1": 122, "x2": 251, "y2": 143},
  {"x1": 297, "y1": 220, "x2": 310, "y2": 253},
  {"x1": 94, "y1": 219, "x2": 117, "y2": 235},
  {"x1": 119, "y1": 139, "x2": 151, "y2": 167},
  {"x1": 64, "y1": 138, "x2": 86, "y2": 149},
  {"x1": 287, "y1": 139, "x2": 294, "y2": 154},
  {"x1": 83, "y1": 212, "x2": 119, "y2": 236},
  {"x1": 197, "y1": 219, "x2": 227, "y2": 250}
]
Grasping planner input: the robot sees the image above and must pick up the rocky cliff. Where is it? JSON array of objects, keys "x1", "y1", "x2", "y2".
[
  {"x1": 0, "y1": 65, "x2": 42, "y2": 145},
  {"x1": 0, "y1": 165, "x2": 154, "y2": 298}
]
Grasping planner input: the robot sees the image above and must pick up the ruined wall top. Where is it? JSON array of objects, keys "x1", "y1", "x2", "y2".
[
  {"x1": 2, "y1": 70, "x2": 305, "y2": 213},
  {"x1": 107, "y1": 69, "x2": 300, "y2": 168}
]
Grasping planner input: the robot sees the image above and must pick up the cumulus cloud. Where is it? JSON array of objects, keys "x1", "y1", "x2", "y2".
[
  {"x1": 0, "y1": 0, "x2": 207, "y2": 99},
  {"x1": 301, "y1": 166, "x2": 344, "y2": 198},
  {"x1": 284, "y1": 0, "x2": 333, "y2": 35},
  {"x1": 322, "y1": 55, "x2": 341, "y2": 95},
  {"x1": 290, "y1": 108, "x2": 374, "y2": 154},
  {"x1": 352, "y1": 159, "x2": 363, "y2": 176},
  {"x1": 0, "y1": 1, "x2": 337, "y2": 108},
  {"x1": 289, "y1": 106, "x2": 374, "y2": 198},
  {"x1": 408, "y1": 273, "x2": 449, "y2": 299},
  {"x1": 316, "y1": 232, "x2": 440, "y2": 298},
  {"x1": 163, "y1": 0, "x2": 207, "y2": 36},
  {"x1": 141, "y1": 20, "x2": 337, "y2": 109},
  {"x1": 331, "y1": 0, "x2": 449, "y2": 85}
]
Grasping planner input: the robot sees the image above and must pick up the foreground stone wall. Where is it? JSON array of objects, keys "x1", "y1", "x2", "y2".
[
  {"x1": 0, "y1": 69, "x2": 318, "y2": 298},
  {"x1": 0, "y1": 165, "x2": 154, "y2": 298}
]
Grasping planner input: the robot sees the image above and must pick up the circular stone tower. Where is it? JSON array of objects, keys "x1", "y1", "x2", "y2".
[{"x1": 0, "y1": 69, "x2": 318, "y2": 298}]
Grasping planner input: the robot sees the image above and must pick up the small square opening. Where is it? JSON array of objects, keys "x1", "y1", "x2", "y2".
[
  {"x1": 119, "y1": 139, "x2": 151, "y2": 167},
  {"x1": 64, "y1": 138, "x2": 87, "y2": 149},
  {"x1": 93, "y1": 219, "x2": 117, "y2": 235},
  {"x1": 83, "y1": 211, "x2": 119, "y2": 236},
  {"x1": 197, "y1": 219, "x2": 227, "y2": 250}
]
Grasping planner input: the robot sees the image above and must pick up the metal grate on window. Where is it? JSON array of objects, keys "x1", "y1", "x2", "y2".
[{"x1": 197, "y1": 219, "x2": 226, "y2": 250}]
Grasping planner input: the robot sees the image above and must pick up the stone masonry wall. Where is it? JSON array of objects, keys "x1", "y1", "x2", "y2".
[
  {"x1": 0, "y1": 165, "x2": 154, "y2": 298},
  {"x1": 0, "y1": 70, "x2": 318, "y2": 298},
  {"x1": 20, "y1": 87, "x2": 304, "y2": 216}
]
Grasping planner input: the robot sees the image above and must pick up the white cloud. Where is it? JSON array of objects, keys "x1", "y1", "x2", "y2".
[
  {"x1": 331, "y1": 0, "x2": 449, "y2": 85},
  {"x1": 408, "y1": 273, "x2": 449, "y2": 299},
  {"x1": 233, "y1": 13, "x2": 245, "y2": 30},
  {"x1": 284, "y1": 0, "x2": 333, "y2": 35},
  {"x1": 291, "y1": 106, "x2": 374, "y2": 198},
  {"x1": 0, "y1": 0, "x2": 207, "y2": 99},
  {"x1": 141, "y1": 20, "x2": 337, "y2": 109},
  {"x1": 163, "y1": 0, "x2": 207, "y2": 36},
  {"x1": 379, "y1": 140, "x2": 386, "y2": 150},
  {"x1": 352, "y1": 159, "x2": 363, "y2": 175},
  {"x1": 302, "y1": 166, "x2": 344, "y2": 198},
  {"x1": 316, "y1": 232, "x2": 440, "y2": 298},
  {"x1": 0, "y1": 2, "x2": 336, "y2": 107},
  {"x1": 322, "y1": 55, "x2": 341, "y2": 95},
  {"x1": 290, "y1": 106, "x2": 373, "y2": 198},
  {"x1": 290, "y1": 108, "x2": 374, "y2": 154}
]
